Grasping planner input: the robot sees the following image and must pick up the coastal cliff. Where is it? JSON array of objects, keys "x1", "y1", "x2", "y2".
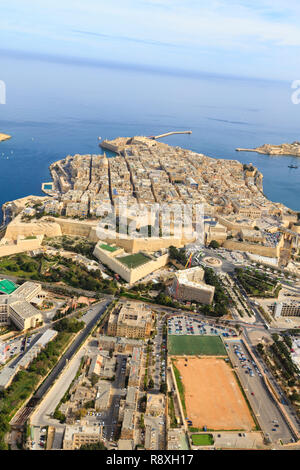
[{"x1": 236, "y1": 141, "x2": 300, "y2": 157}]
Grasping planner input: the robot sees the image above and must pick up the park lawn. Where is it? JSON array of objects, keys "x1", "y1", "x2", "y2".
[
  {"x1": 168, "y1": 335, "x2": 226, "y2": 356},
  {"x1": 0, "y1": 255, "x2": 41, "y2": 278},
  {"x1": 191, "y1": 434, "x2": 214, "y2": 446}
]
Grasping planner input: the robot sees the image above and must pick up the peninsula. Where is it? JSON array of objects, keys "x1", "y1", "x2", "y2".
[
  {"x1": 2, "y1": 135, "x2": 299, "y2": 271},
  {"x1": 236, "y1": 141, "x2": 300, "y2": 157},
  {"x1": 0, "y1": 133, "x2": 11, "y2": 142}
]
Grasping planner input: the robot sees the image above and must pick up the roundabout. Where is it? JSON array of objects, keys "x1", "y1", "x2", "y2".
[{"x1": 202, "y1": 256, "x2": 222, "y2": 268}]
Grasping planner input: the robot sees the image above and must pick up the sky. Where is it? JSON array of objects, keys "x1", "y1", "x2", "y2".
[{"x1": 0, "y1": 0, "x2": 300, "y2": 81}]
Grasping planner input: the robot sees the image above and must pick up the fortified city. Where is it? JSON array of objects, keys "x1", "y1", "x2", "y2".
[
  {"x1": 0, "y1": 135, "x2": 299, "y2": 452},
  {"x1": 1, "y1": 0, "x2": 300, "y2": 458}
]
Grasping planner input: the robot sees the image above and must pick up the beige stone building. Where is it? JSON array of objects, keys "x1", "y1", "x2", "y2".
[
  {"x1": 62, "y1": 425, "x2": 103, "y2": 450},
  {"x1": 8, "y1": 301, "x2": 43, "y2": 330},
  {"x1": 146, "y1": 392, "x2": 165, "y2": 417},
  {"x1": 97, "y1": 335, "x2": 143, "y2": 354},
  {"x1": 271, "y1": 302, "x2": 300, "y2": 318},
  {"x1": 120, "y1": 409, "x2": 136, "y2": 440},
  {"x1": 93, "y1": 241, "x2": 169, "y2": 284},
  {"x1": 170, "y1": 267, "x2": 215, "y2": 305},
  {"x1": 128, "y1": 347, "x2": 142, "y2": 387},
  {"x1": 107, "y1": 301, "x2": 154, "y2": 339},
  {"x1": 0, "y1": 281, "x2": 44, "y2": 330},
  {"x1": 205, "y1": 222, "x2": 227, "y2": 245}
]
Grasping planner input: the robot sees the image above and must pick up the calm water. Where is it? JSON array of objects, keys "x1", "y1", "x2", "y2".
[{"x1": 0, "y1": 55, "x2": 299, "y2": 223}]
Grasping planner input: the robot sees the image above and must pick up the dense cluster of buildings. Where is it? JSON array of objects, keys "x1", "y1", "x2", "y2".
[
  {"x1": 46, "y1": 153, "x2": 110, "y2": 218},
  {"x1": 37, "y1": 137, "x2": 298, "y2": 264},
  {"x1": 1, "y1": 138, "x2": 299, "y2": 276}
]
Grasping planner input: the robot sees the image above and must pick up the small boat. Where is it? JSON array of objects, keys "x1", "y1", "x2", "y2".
[{"x1": 288, "y1": 164, "x2": 298, "y2": 169}]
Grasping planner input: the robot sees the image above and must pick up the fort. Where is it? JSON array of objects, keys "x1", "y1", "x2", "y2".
[{"x1": 236, "y1": 141, "x2": 300, "y2": 157}]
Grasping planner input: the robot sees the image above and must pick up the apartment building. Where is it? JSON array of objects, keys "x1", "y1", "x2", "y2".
[
  {"x1": 63, "y1": 425, "x2": 102, "y2": 450},
  {"x1": 0, "y1": 281, "x2": 44, "y2": 330},
  {"x1": 272, "y1": 302, "x2": 300, "y2": 318},
  {"x1": 170, "y1": 267, "x2": 215, "y2": 305},
  {"x1": 107, "y1": 301, "x2": 154, "y2": 339}
]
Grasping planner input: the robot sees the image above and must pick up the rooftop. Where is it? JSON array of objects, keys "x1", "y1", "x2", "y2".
[{"x1": 0, "y1": 279, "x2": 18, "y2": 295}]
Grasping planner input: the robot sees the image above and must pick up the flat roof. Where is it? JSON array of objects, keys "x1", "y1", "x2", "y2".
[
  {"x1": 100, "y1": 243, "x2": 118, "y2": 252},
  {"x1": 0, "y1": 280, "x2": 18, "y2": 295},
  {"x1": 13, "y1": 282, "x2": 40, "y2": 299},
  {"x1": 9, "y1": 300, "x2": 42, "y2": 320}
]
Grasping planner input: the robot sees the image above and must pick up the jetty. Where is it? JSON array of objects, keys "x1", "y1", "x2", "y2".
[
  {"x1": 149, "y1": 130, "x2": 192, "y2": 140},
  {"x1": 236, "y1": 148, "x2": 258, "y2": 152}
]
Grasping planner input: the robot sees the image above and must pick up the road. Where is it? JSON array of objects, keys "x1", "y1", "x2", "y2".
[
  {"x1": 33, "y1": 298, "x2": 112, "y2": 401},
  {"x1": 0, "y1": 272, "x2": 112, "y2": 299},
  {"x1": 10, "y1": 297, "x2": 112, "y2": 433},
  {"x1": 29, "y1": 299, "x2": 112, "y2": 449},
  {"x1": 243, "y1": 327, "x2": 300, "y2": 433},
  {"x1": 227, "y1": 338, "x2": 295, "y2": 445}
]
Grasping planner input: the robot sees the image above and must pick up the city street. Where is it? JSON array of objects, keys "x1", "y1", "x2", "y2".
[{"x1": 227, "y1": 339, "x2": 295, "y2": 445}]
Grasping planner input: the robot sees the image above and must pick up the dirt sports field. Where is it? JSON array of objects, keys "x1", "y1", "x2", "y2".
[{"x1": 176, "y1": 357, "x2": 255, "y2": 431}]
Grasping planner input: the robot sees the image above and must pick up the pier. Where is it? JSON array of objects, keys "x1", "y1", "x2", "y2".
[
  {"x1": 235, "y1": 148, "x2": 257, "y2": 152},
  {"x1": 150, "y1": 130, "x2": 192, "y2": 140}
]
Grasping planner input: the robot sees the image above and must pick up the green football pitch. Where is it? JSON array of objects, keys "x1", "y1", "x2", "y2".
[
  {"x1": 117, "y1": 253, "x2": 150, "y2": 269},
  {"x1": 168, "y1": 334, "x2": 227, "y2": 356},
  {"x1": 191, "y1": 434, "x2": 214, "y2": 446}
]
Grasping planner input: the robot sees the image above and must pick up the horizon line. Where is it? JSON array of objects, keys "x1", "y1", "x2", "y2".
[{"x1": 0, "y1": 48, "x2": 289, "y2": 85}]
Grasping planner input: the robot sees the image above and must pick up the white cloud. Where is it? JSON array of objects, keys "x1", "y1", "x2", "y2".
[{"x1": 1, "y1": 0, "x2": 300, "y2": 79}]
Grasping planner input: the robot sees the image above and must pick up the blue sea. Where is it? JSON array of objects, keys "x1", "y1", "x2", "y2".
[{"x1": 0, "y1": 54, "x2": 299, "y2": 223}]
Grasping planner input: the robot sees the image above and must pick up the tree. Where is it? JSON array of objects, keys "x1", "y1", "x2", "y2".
[
  {"x1": 256, "y1": 343, "x2": 264, "y2": 355},
  {"x1": 148, "y1": 378, "x2": 154, "y2": 389},
  {"x1": 79, "y1": 442, "x2": 107, "y2": 450},
  {"x1": 91, "y1": 374, "x2": 99, "y2": 387},
  {"x1": 76, "y1": 408, "x2": 87, "y2": 419},
  {"x1": 208, "y1": 240, "x2": 220, "y2": 249}
]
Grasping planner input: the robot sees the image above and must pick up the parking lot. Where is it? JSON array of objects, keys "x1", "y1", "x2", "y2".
[
  {"x1": 167, "y1": 315, "x2": 235, "y2": 338},
  {"x1": 0, "y1": 332, "x2": 39, "y2": 366},
  {"x1": 31, "y1": 426, "x2": 47, "y2": 450}
]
